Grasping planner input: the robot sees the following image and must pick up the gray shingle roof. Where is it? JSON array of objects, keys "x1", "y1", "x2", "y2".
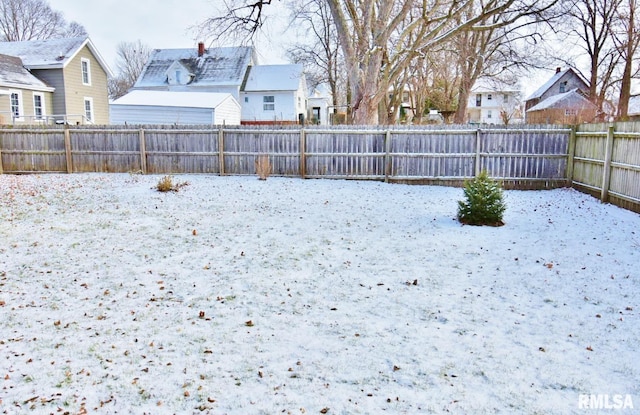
[
  {"x1": 0, "y1": 53, "x2": 52, "y2": 90},
  {"x1": 134, "y1": 46, "x2": 256, "y2": 88},
  {"x1": 526, "y1": 89, "x2": 596, "y2": 112},
  {"x1": 0, "y1": 37, "x2": 112, "y2": 76}
]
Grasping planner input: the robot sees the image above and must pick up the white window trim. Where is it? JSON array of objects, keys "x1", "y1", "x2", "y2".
[
  {"x1": 263, "y1": 95, "x2": 275, "y2": 111},
  {"x1": 81, "y1": 58, "x2": 91, "y2": 86},
  {"x1": 84, "y1": 97, "x2": 94, "y2": 123},
  {"x1": 33, "y1": 92, "x2": 46, "y2": 121},
  {"x1": 9, "y1": 90, "x2": 24, "y2": 121}
]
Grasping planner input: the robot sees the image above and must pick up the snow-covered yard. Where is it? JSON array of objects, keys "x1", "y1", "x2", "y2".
[{"x1": 0, "y1": 173, "x2": 638, "y2": 414}]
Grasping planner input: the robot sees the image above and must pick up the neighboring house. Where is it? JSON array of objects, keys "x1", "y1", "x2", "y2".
[
  {"x1": 240, "y1": 64, "x2": 307, "y2": 125},
  {"x1": 133, "y1": 44, "x2": 257, "y2": 102},
  {"x1": 110, "y1": 90, "x2": 240, "y2": 125},
  {"x1": 524, "y1": 67, "x2": 594, "y2": 124},
  {"x1": 0, "y1": 37, "x2": 112, "y2": 124},
  {"x1": 526, "y1": 89, "x2": 597, "y2": 125},
  {"x1": 627, "y1": 95, "x2": 640, "y2": 120},
  {"x1": 467, "y1": 80, "x2": 523, "y2": 124},
  {"x1": 307, "y1": 84, "x2": 332, "y2": 125},
  {"x1": 0, "y1": 54, "x2": 54, "y2": 124}
]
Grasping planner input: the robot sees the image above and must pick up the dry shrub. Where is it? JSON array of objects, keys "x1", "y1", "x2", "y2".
[
  {"x1": 156, "y1": 175, "x2": 189, "y2": 192},
  {"x1": 255, "y1": 155, "x2": 271, "y2": 180}
]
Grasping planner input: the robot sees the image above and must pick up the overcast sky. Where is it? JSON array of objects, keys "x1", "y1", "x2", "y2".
[{"x1": 47, "y1": 0, "x2": 291, "y2": 72}]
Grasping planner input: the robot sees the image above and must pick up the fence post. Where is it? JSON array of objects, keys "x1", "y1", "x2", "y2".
[
  {"x1": 475, "y1": 128, "x2": 482, "y2": 176},
  {"x1": 64, "y1": 125, "x2": 73, "y2": 174},
  {"x1": 384, "y1": 129, "x2": 392, "y2": 182},
  {"x1": 218, "y1": 125, "x2": 225, "y2": 176},
  {"x1": 300, "y1": 128, "x2": 306, "y2": 179},
  {"x1": 601, "y1": 124, "x2": 615, "y2": 202},
  {"x1": 139, "y1": 128, "x2": 147, "y2": 174},
  {"x1": 565, "y1": 126, "x2": 577, "y2": 186}
]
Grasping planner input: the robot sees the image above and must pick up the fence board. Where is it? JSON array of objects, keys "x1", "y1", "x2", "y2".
[{"x1": 2, "y1": 123, "x2": 639, "y2": 213}]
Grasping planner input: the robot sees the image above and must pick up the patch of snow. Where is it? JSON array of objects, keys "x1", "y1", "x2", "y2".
[{"x1": 0, "y1": 174, "x2": 638, "y2": 414}]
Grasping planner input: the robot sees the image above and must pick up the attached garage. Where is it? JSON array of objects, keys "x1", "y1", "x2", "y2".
[{"x1": 110, "y1": 90, "x2": 241, "y2": 125}]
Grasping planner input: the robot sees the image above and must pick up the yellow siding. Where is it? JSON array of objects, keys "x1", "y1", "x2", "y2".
[
  {"x1": 62, "y1": 45, "x2": 110, "y2": 124},
  {"x1": 0, "y1": 90, "x2": 54, "y2": 125}
]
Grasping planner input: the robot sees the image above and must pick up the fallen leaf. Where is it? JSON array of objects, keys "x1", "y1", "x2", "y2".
[{"x1": 245, "y1": 320, "x2": 254, "y2": 327}]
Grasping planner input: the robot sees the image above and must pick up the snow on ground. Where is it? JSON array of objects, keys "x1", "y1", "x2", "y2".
[{"x1": 0, "y1": 173, "x2": 638, "y2": 415}]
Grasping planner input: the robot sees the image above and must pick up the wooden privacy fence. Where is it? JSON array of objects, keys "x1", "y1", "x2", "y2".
[
  {"x1": 571, "y1": 122, "x2": 640, "y2": 212},
  {"x1": 0, "y1": 124, "x2": 570, "y2": 186},
  {"x1": 0, "y1": 123, "x2": 638, "y2": 212}
]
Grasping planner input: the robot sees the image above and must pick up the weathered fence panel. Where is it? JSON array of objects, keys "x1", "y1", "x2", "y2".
[
  {"x1": 144, "y1": 128, "x2": 220, "y2": 174},
  {"x1": 2, "y1": 123, "x2": 639, "y2": 213},
  {"x1": 572, "y1": 122, "x2": 640, "y2": 212},
  {"x1": 0, "y1": 128, "x2": 67, "y2": 173},
  {"x1": 70, "y1": 128, "x2": 141, "y2": 173},
  {"x1": 222, "y1": 127, "x2": 301, "y2": 177}
]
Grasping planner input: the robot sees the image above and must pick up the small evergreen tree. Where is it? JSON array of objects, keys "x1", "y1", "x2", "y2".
[{"x1": 457, "y1": 171, "x2": 506, "y2": 226}]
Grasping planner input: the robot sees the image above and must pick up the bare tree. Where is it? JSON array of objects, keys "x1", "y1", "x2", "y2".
[
  {"x1": 560, "y1": 0, "x2": 622, "y2": 113},
  {"x1": 286, "y1": 0, "x2": 343, "y2": 111},
  {"x1": 0, "y1": 0, "x2": 86, "y2": 41},
  {"x1": 108, "y1": 40, "x2": 152, "y2": 100},
  {"x1": 202, "y1": 0, "x2": 562, "y2": 124},
  {"x1": 612, "y1": 0, "x2": 640, "y2": 119}
]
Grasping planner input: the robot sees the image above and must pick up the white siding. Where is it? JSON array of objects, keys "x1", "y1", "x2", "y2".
[
  {"x1": 110, "y1": 105, "x2": 214, "y2": 125},
  {"x1": 241, "y1": 91, "x2": 303, "y2": 122},
  {"x1": 213, "y1": 97, "x2": 241, "y2": 125}
]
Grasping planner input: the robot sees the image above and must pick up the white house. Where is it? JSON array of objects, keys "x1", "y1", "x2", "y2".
[
  {"x1": 467, "y1": 80, "x2": 523, "y2": 124},
  {"x1": 133, "y1": 44, "x2": 257, "y2": 102},
  {"x1": 240, "y1": 64, "x2": 307, "y2": 125},
  {"x1": 110, "y1": 90, "x2": 241, "y2": 125},
  {"x1": 306, "y1": 84, "x2": 332, "y2": 125}
]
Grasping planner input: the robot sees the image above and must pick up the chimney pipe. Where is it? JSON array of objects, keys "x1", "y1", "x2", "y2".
[
  {"x1": 556, "y1": 67, "x2": 561, "y2": 73},
  {"x1": 198, "y1": 42, "x2": 205, "y2": 57}
]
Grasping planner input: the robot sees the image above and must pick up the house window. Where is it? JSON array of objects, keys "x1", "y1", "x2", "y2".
[
  {"x1": 487, "y1": 94, "x2": 492, "y2": 100},
  {"x1": 84, "y1": 97, "x2": 94, "y2": 123},
  {"x1": 559, "y1": 81, "x2": 567, "y2": 93},
  {"x1": 33, "y1": 93, "x2": 45, "y2": 120},
  {"x1": 263, "y1": 95, "x2": 275, "y2": 111},
  {"x1": 244, "y1": 97, "x2": 249, "y2": 103},
  {"x1": 565, "y1": 109, "x2": 577, "y2": 116},
  {"x1": 503, "y1": 94, "x2": 509, "y2": 103},
  {"x1": 81, "y1": 58, "x2": 91, "y2": 85},
  {"x1": 475, "y1": 94, "x2": 482, "y2": 107},
  {"x1": 487, "y1": 110, "x2": 492, "y2": 119},
  {"x1": 10, "y1": 91, "x2": 23, "y2": 120}
]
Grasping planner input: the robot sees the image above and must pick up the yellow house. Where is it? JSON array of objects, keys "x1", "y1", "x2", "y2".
[{"x1": 0, "y1": 37, "x2": 112, "y2": 125}]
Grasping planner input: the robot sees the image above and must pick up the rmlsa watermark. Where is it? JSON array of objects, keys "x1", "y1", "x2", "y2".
[{"x1": 579, "y1": 394, "x2": 634, "y2": 410}]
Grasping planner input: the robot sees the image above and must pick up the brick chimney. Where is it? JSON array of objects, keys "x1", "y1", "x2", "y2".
[
  {"x1": 198, "y1": 42, "x2": 205, "y2": 57},
  {"x1": 556, "y1": 67, "x2": 561, "y2": 73}
]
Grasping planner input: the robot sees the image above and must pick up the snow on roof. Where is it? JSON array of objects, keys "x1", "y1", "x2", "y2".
[
  {"x1": 110, "y1": 90, "x2": 237, "y2": 109},
  {"x1": 134, "y1": 46, "x2": 255, "y2": 88},
  {"x1": 471, "y1": 78, "x2": 520, "y2": 93},
  {"x1": 0, "y1": 37, "x2": 111, "y2": 75},
  {"x1": 526, "y1": 89, "x2": 596, "y2": 112},
  {"x1": 526, "y1": 69, "x2": 567, "y2": 101},
  {"x1": 0, "y1": 54, "x2": 53, "y2": 91},
  {"x1": 243, "y1": 64, "x2": 305, "y2": 92}
]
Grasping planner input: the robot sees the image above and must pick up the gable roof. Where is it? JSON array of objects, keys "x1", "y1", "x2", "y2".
[
  {"x1": 111, "y1": 90, "x2": 238, "y2": 110},
  {"x1": 526, "y1": 89, "x2": 596, "y2": 112},
  {"x1": 134, "y1": 46, "x2": 256, "y2": 88},
  {"x1": 526, "y1": 68, "x2": 589, "y2": 101},
  {"x1": 0, "y1": 37, "x2": 112, "y2": 76},
  {"x1": 0, "y1": 53, "x2": 54, "y2": 91},
  {"x1": 242, "y1": 64, "x2": 305, "y2": 92}
]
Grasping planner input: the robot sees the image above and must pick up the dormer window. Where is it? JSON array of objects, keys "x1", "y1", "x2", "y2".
[
  {"x1": 559, "y1": 81, "x2": 567, "y2": 93},
  {"x1": 166, "y1": 61, "x2": 193, "y2": 86}
]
